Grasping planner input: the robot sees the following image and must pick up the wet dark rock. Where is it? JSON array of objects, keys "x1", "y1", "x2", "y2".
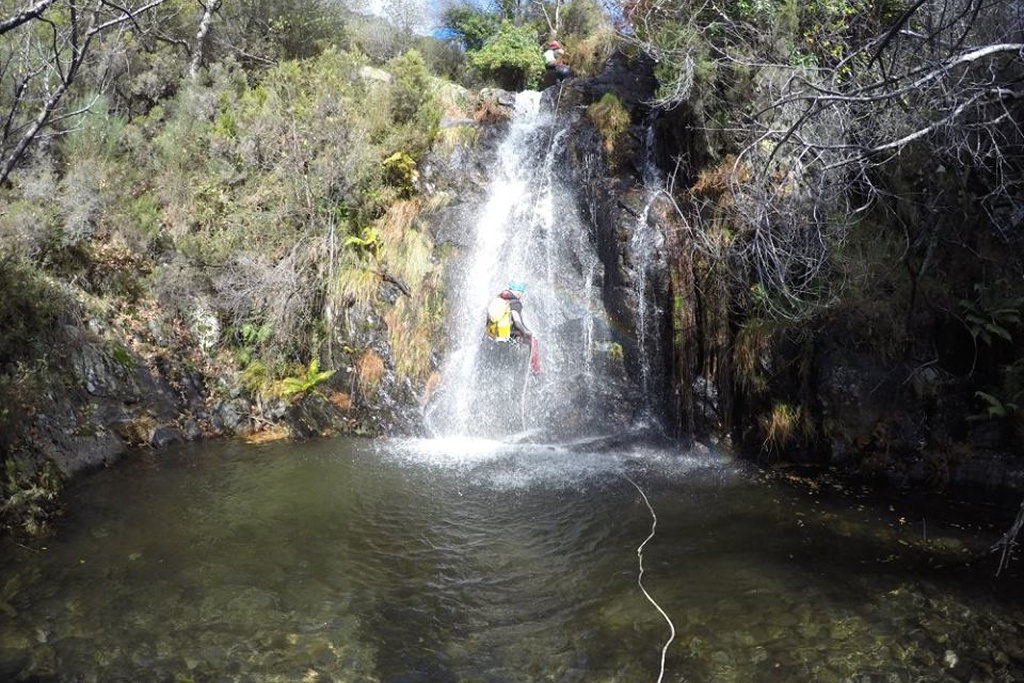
[
  {"x1": 572, "y1": 50, "x2": 657, "y2": 111},
  {"x1": 211, "y1": 399, "x2": 251, "y2": 434},
  {"x1": 817, "y1": 351, "x2": 924, "y2": 466},
  {"x1": 692, "y1": 377, "x2": 722, "y2": 432},
  {"x1": 968, "y1": 421, "x2": 1004, "y2": 449},
  {"x1": 148, "y1": 426, "x2": 184, "y2": 448},
  {"x1": 559, "y1": 58, "x2": 679, "y2": 430},
  {"x1": 44, "y1": 431, "x2": 126, "y2": 477},
  {"x1": 181, "y1": 418, "x2": 204, "y2": 441},
  {"x1": 949, "y1": 451, "x2": 1024, "y2": 502},
  {"x1": 284, "y1": 394, "x2": 347, "y2": 440},
  {"x1": 428, "y1": 204, "x2": 485, "y2": 248},
  {"x1": 808, "y1": 343, "x2": 1024, "y2": 500}
]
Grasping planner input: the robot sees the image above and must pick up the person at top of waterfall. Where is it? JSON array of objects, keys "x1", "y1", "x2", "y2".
[
  {"x1": 543, "y1": 40, "x2": 570, "y2": 80},
  {"x1": 486, "y1": 281, "x2": 542, "y2": 375}
]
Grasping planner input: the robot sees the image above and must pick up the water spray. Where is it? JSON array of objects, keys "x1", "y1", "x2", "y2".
[
  {"x1": 520, "y1": 346, "x2": 532, "y2": 432},
  {"x1": 624, "y1": 474, "x2": 677, "y2": 683},
  {"x1": 545, "y1": 84, "x2": 566, "y2": 157}
]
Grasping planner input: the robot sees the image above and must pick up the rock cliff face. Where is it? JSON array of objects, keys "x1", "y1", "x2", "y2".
[
  {"x1": 559, "y1": 52, "x2": 677, "y2": 426},
  {"x1": 560, "y1": 51, "x2": 1024, "y2": 502}
]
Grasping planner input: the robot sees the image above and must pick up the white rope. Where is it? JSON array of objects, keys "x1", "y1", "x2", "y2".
[
  {"x1": 545, "y1": 83, "x2": 565, "y2": 157},
  {"x1": 520, "y1": 342, "x2": 531, "y2": 431},
  {"x1": 624, "y1": 474, "x2": 677, "y2": 683}
]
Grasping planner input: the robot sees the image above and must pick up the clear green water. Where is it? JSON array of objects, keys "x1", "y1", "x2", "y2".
[{"x1": 1, "y1": 436, "x2": 1021, "y2": 682}]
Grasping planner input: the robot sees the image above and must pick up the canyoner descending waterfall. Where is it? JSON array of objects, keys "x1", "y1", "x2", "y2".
[
  {"x1": 418, "y1": 88, "x2": 681, "y2": 680},
  {"x1": 426, "y1": 90, "x2": 635, "y2": 441}
]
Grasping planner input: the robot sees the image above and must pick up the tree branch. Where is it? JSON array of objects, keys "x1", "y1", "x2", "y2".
[{"x1": 0, "y1": 0, "x2": 58, "y2": 35}]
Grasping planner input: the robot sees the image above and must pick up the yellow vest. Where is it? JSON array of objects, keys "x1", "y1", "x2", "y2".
[{"x1": 486, "y1": 298, "x2": 512, "y2": 341}]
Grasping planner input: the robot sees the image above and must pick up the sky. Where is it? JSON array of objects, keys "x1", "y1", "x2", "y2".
[{"x1": 363, "y1": 0, "x2": 451, "y2": 34}]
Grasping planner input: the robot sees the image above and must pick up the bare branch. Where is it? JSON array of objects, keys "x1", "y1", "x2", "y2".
[
  {"x1": 0, "y1": 0, "x2": 58, "y2": 35},
  {"x1": 0, "y1": 0, "x2": 168, "y2": 185}
]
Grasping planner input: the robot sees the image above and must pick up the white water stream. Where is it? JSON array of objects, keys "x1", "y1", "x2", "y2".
[
  {"x1": 426, "y1": 91, "x2": 611, "y2": 440},
  {"x1": 626, "y1": 121, "x2": 668, "y2": 426}
]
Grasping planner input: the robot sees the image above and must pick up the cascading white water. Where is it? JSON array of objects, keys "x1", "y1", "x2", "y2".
[
  {"x1": 442, "y1": 92, "x2": 547, "y2": 433},
  {"x1": 628, "y1": 123, "x2": 666, "y2": 424},
  {"x1": 426, "y1": 91, "x2": 612, "y2": 440}
]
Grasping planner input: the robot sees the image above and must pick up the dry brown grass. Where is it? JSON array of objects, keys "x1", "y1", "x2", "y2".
[
  {"x1": 244, "y1": 426, "x2": 289, "y2": 443},
  {"x1": 329, "y1": 391, "x2": 352, "y2": 410},
  {"x1": 373, "y1": 199, "x2": 443, "y2": 382},
  {"x1": 377, "y1": 200, "x2": 419, "y2": 251},
  {"x1": 117, "y1": 414, "x2": 158, "y2": 446},
  {"x1": 473, "y1": 95, "x2": 512, "y2": 124},
  {"x1": 690, "y1": 155, "x2": 751, "y2": 204},
  {"x1": 385, "y1": 292, "x2": 436, "y2": 382},
  {"x1": 759, "y1": 402, "x2": 806, "y2": 456},
  {"x1": 357, "y1": 350, "x2": 385, "y2": 398},
  {"x1": 421, "y1": 371, "x2": 442, "y2": 405},
  {"x1": 733, "y1": 319, "x2": 772, "y2": 393},
  {"x1": 565, "y1": 28, "x2": 617, "y2": 79}
]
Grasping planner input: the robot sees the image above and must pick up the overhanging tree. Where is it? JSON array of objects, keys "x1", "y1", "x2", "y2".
[
  {"x1": 619, "y1": 0, "x2": 1024, "y2": 320},
  {"x1": 0, "y1": 0, "x2": 170, "y2": 185},
  {"x1": 470, "y1": 19, "x2": 544, "y2": 89},
  {"x1": 441, "y1": 2, "x2": 501, "y2": 51}
]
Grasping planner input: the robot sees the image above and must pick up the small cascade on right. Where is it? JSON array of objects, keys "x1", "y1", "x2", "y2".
[{"x1": 628, "y1": 120, "x2": 668, "y2": 430}]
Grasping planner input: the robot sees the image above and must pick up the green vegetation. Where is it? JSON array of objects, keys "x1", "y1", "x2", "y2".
[
  {"x1": 471, "y1": 21, "x2": 546, "y2": 90},
  {"x1": 280, "y1": 358, "x2": 335, "y2": 400},
  {"x1": 442, "y1": 4, "x2": 502, "y2": 52},
  {"x1": 0, "y1": 259, "x2": 70, "y2": 369},
  {"x1": 586, "y1": 93, "x2": 630, "y2": 157},
  {"x1": 1, "y1": 458, "x2": 63, "y2": 536},
  {"x1": 3, "y1": 44, "x2": 453, "y2": 394},
  {"x1": 3, "y1": 0, "x2": 1023, "y2": 513}
]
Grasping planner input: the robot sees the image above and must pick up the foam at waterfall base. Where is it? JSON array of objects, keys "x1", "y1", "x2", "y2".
[{"x1": 378, "y1": 430, "x2": 737, "y2": 493}]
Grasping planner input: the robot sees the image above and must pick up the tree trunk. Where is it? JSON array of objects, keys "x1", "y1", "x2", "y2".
[{"x1": 189, "y1": 0, "x2": 221, "y2": 79}]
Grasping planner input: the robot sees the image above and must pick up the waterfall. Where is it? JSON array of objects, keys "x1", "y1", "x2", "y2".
[
  {"x1": 425, "y1": 90, "x2": 622, "y2": 441},
  {"x1": 629, "y1": 122, "x2": 666, "y2": 425}
]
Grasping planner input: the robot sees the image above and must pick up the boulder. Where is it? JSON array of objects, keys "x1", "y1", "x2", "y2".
[{"x1": 148, "y1": 426, "x2": 184, "y2": 448}]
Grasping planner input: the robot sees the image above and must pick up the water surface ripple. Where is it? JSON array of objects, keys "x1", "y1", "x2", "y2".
[{"x1": 1, "y1": 436, "x2": 1021, "y2": 683}]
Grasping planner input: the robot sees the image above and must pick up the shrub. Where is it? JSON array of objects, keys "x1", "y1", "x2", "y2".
[
  {"x1": 586, "y1": 93, "x2": 631, "y2": 155},
  {"x1": 470, "y1": 21, "x2": 545, "y2": 90},
  {"x1": 560, "y1": 26, "x2": 617, "y2": 79},
  {"x1": 415, "y1": 35, "x2": 470, "y2": 81},
  {"x1": 382, "y1": 152, "x2": 419, "y2": 198},
  {"x1": 442, "y1": 4, "x2": 501, "y2": 52},
  {"x1": 387, "y1": 50, "x2": 434, "y2": 125},
  {"x1": 0, "y1": 195, "x2": 60, "y2": 260},
  {"x1": 213, "y1": 251, "x2": 316, "y2": 359},
  {"x1": 0, "y1": 257, "x2": 72, "y2": 367},
  {"x1": 559, "y1": 0, "x2": 617, "y2": 78}
]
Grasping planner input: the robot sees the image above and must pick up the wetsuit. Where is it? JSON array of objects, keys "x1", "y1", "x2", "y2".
[{"x1": 496, "y1": 290, "x2": 541, "y2": 373}]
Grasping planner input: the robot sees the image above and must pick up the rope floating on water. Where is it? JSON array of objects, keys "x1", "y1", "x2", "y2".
[{"x1": 624, "y1": 474, "x2": 677, "y2": 683}]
